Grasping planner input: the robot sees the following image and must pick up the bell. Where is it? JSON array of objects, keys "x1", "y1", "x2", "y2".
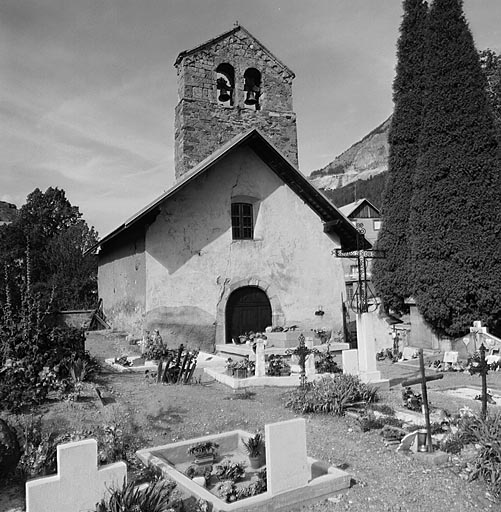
[
  {"x1": 218, "y1": 90, "x2": 231, "y2": 102},
  {"x1": 244, "y1": 90, "x2": 258, "y2": 105},
  {"x1": 216, "y1": 77, "x2": 232, "y2": 103}
]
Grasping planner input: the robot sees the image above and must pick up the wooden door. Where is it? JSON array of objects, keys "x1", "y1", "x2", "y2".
[{"x1": 226, "y1": 287, "x2": 272, "y2": 343}]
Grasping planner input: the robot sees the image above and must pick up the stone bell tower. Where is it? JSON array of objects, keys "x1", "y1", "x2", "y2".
[{"x1": 174, "y1": 24, "x2": 298, "y2": 180}]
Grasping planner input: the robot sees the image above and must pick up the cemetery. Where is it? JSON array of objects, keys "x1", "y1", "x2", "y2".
[
  {"x1": 2, "y1": 320, "x2": 501, "y2": 511},
  {"x1": 2, "y1": 2, "x2": 501, "y2": 511}
]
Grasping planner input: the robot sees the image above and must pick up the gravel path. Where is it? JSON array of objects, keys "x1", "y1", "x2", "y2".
[{"x1": 1, "y1": 331, "x2": 500, "y2": 511}]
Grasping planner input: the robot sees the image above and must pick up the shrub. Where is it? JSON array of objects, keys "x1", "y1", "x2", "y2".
[
  {"x1": 13, "y1": 408, "x2": 144, "y2": 482},
  {"x1": 285, "y1": 374, "x2": 378, "y2": 416},
  {"x1": 95, "y1": 479, "x2": 178, "y2": 512},
  {"x1": 368, "y1": 403, "x2": 395, "y2": 416},
  {"x1": 0, "y1": 267, "x2": 96, "y2": 411},
  {"x1": 358, "y1": 413, "x2": 403, "y2": 432},
  {"x1": 458, "y1": 413, "x2": 501, "y2": 498},
  {"x1": 315, "y1": 351, "x2": 342, "y2": 374}
]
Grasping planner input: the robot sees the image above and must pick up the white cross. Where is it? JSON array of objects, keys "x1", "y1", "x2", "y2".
[{"x1": 26, "y1": 439, "x2": 126, "y2": 512}]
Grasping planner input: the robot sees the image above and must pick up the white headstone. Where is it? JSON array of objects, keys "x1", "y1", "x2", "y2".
[
  {"x1": 401, "y1": 347, "x2": 418, "y2": 361},
  {"x1": 254, "y1": 339, "x2": 266, "y2": 378},
  {"x1": 305, "y1": 353, "x2": 316, "y2": 376},
  {"x1": 342, "y1": 349, "x2": 359, "y2": 375},
  {"x1": 265, "y1": 419, "x2": 309, "y2": 495},
  {"x1": 26, "y1": 439, "x2": 126, "y2": 512},
  {"x1": 356, "y1": 313, "x2": 381, "y2": 379},
  {"x1": 443, "y1": 351, "x2": 458, "y2": 364}
]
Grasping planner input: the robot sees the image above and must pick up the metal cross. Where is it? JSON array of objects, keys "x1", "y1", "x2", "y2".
[
  {"x1": 333, "y1": 223, "x2": 385, "y2": 313},
  {"x1": 286, "y1": 333, "x2": 317, "y2": 388}
]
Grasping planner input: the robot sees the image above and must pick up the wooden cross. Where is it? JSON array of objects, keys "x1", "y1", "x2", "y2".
[{"x1": 401, "y1": 350, "x2": 444, "y2": 453}]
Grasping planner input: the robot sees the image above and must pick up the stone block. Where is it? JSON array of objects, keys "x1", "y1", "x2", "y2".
[
  {"x1": 413, "y1": 450, "x2": 449, "y2": 466},
  {"x1": 443, "y1": 351, "x2": 458, "y2": 364},
  {"x1": 265, "y1": 418, "x2": 309, "y2": 495},
  {"x1": 401, "y1": 347, "x2": 418, "y2": 360},
  {"x1": 342, "y1": 349, "x2": 359, "y2": 375},
  {"x1": 26, "y1": 439, "x2": 126, "y2": 512}
]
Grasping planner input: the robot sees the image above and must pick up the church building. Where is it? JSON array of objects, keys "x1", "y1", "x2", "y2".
[{"x1": 94, "y1": 25, "x2": 368, "y2": 352}]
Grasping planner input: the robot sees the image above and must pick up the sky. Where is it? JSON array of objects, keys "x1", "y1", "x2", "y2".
[{"x1": 1, "y1": 0, "x2": 501, "y2": 237}]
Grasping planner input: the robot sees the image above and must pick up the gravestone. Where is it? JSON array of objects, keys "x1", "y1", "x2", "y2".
[
  {"x1": 356, "y1": 313, "x2": 384, "y2": 383},
  {"x1": 255, "y1": 338, "x2": 266, "y2": 378},
  {"x1": 443, "y1": 351, "x2": 458, "y2": 364},
  {"x1": 305, "y1": 354, "x2": 316, "y2": 377},
  {"x1": 265, "y1": 418, "x2": 309, "y2": 495},
  {"x1": 342, "y1": 349, "x2": 359, "y2": 375},
  {"x1": 401, "y1": 347, "x2": 418, "y2": 361},
  {"x1": 26, "y1": 439, "x2": 126, "y2": 512}
]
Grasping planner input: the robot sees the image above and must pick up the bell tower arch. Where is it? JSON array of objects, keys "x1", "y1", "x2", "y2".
[{"x1": 174, "y1": 24, "x2": 298, "y2": 180}]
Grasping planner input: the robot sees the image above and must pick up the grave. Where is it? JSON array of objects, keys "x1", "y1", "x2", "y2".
[
  {"x1": 443, "y1": 351, "x2": 458, "y2": 364},
  {"x1": 26, "y1": 439, "x2": 126, "y2": 512},
  {"x1": 341, "y1": 313, "x2": 389, "y2": 389},
  {"x1": 342, "y1": 349, "x2": 359, "y2": 375},
  {"x1": 136, "y1": 418, "x2": 351, "y2": 511},
  {"x1": 442, "y1": 387, "x2": 501, "y2": 406}
]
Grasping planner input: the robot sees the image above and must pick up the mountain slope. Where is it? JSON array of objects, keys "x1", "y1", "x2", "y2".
[{"x1": 309, "y1": 116, "x2": 390, "y2": 192}]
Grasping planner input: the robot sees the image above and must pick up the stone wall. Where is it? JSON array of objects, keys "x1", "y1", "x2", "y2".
[
  {"x1": 174, "y1": 28, "x2": 298, "y2": 178},
  {"x1": 145, "y1": 146, "x2": 346, "y2": 350},
  {"x1": 98, "y1": 225, "x2": 146, "y2": 335}
]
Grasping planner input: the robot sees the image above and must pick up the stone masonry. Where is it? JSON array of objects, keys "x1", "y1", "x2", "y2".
[{"x1": 174, "y1": 26, "x2": 298, "y2": 179}]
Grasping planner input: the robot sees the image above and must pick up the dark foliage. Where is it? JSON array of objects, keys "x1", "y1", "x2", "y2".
[
  {"x1": 324, "y1": 173, "x2": 387, "y2": 209},
  {"x1": 0, "y1": 266, "x2": 95, "y2": 411},
  {"x1": 372, "y1": 0, "x2": 428, "y2": 315},
  {"x1": 0, "y1": 187, "x2": 98, "y2": 311},
  {"x1": 409, "y1": 0, "x2": 501, "y2": 336}
]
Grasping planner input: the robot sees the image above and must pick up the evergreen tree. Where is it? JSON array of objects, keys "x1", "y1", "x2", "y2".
[
  {"x1": 409, "y1": 0, "x2": 501, "y2": 336},
  {"x1": 372, "y1": 0, "x2": 428, "y2": 315},
  {"x1": 479, "y1": 48, "x2": 501, "y2": 137}
]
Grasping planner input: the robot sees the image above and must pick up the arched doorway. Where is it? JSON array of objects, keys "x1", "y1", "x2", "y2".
[{"x1": 225, "y1": 286, "x2": 272, "y2": 343}]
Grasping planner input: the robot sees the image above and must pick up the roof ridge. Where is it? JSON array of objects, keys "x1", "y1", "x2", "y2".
[{"x1": 174, "y1": 24, "x2": 294, "y2": 77}]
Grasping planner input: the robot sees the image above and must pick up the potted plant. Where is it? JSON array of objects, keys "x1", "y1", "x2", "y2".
[
  {"x1": 267, "y1": 355, "x2": 291, "y2": 376},
  {"x1": 243, "y1": 432, "x2": 264, "y2": 469},
  {"x1": 187, "y1": 441, "x2": 219, "y2": 465},
  {"x1": 214, "y1": 459, "x2": 246, "y2": 482},
  {"x1": 225, "y1": 359, "x2": 249, "y2": 379}
]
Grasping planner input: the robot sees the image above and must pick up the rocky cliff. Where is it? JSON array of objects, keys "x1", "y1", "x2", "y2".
[{"x1": 309, "y1": 116, "x2": 390, "y2": 191}]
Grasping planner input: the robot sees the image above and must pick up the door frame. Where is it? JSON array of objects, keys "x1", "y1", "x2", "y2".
[
  {"x1": 215, "y1": 277, "x2": 285, "y2": 346},
  {"x1": 225, "y1": 286, "x2": 272, "y2": 344}
]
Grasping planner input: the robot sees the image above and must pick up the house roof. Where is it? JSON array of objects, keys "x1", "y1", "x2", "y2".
[
  {"x1": 91, "y1": 129, "x2": 370, "y2": 253},
  {"x1": 174, "y1": 24, "x2": 295, "y2": 78},
  {"x1": 338, "y1": 198, "x2": 380, "y2": 219}
]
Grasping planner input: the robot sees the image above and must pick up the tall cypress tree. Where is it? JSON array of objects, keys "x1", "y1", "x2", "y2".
[
  {"x1": 372, "y1": 0, "x2": 428, "y2": 315},
  {"x1": 410, "y1": 0, "x2": 501, "y2": 336}
]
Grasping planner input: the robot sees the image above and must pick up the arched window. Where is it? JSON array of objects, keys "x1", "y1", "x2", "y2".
[
  {"x1": 244, "y1": 68, "x2": 261, "y2": 110},
  {"x1": 216, "y1": 63, "x2": 235, "y2": 106}
]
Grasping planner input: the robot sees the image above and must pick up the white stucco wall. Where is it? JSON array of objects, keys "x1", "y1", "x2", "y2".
[{"x1": 144, "y1": 146, "x2": 347, "y2": 346}]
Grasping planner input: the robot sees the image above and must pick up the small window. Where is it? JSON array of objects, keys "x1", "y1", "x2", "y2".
[
  {"x1": 373, "y1": 220, "x2": 382, "y2": 231},
  {"x1": 231, "y1": 203, "x2": 253, "y2": 239},
  {"x1": 349, "y1": 265, "x2": 359, "y2": 278}
]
